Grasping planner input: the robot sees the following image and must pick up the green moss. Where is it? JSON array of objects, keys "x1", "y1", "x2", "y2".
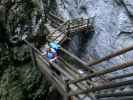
[
  {"x1": 0, "y1": 46, "x2": 50, "y2": 100},
  {"x1": 0, "y1": 0, "x2": 58, "y2": 99}
]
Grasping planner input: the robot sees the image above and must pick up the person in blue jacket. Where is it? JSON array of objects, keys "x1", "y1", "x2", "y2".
[
  {"x1": 47, "y1": 41, "x2": 61, "y2": 62},
  {"x1": 49, "y1": 41, "x2": 61, "y2": 52}
]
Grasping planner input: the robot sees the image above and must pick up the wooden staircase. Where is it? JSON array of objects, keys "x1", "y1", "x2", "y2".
[{"x1": 23, "y1": 13, "x2": 133, "y2": 100}]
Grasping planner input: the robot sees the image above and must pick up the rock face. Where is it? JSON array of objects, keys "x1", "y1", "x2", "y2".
[
  {"x1": 56, "y1": 0, "x2": 133, "y2": 75},
  {"x1": 0, "y1": 0, "x2": 57, "y2": 100}
]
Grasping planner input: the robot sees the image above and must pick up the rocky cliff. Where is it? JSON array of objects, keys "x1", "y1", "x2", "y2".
[
  {"x1": 56, "y1": 0, "x2": 133, "y2": 76},
  {"x1": 0, "y1": 0, "x2": 57, "y2": 99}
]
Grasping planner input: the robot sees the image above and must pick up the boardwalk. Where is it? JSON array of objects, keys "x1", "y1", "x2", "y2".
[{"x1": 24, "y1": 13, "x2": 133, "y2": 100}]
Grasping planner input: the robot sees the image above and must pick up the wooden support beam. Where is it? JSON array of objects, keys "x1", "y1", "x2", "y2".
[
  {"x1": 51, "y1": 62, "x2": 74, "y2": 80},
  {"x1": 59, "y1": 61, "x2": 79, "y2": 79},
  {"x1": 60, "y1": 47, "x2": 87, "y2": 66},
  {"x1": 47, "y1": 22, "x2": 67, "y2": 39},
  {"x1": 96, "y1": 91, "x2": 133, "y2": 98},
  {"x1": 36, "y1": 54, "x2": 67, "y2": 96},
  {"x1": 24, "y1": 40, "x2": 51, "y2": 68},
  {"x1": 68, "y1": 79, "x2": 133, "y2": 96},
  {"x1": 59, "y1": 57, "x2": 81, "y2": 75},
  {"x1": 68, "y1": 60, "x2": 133, "y2": 84},
  {"x1": 87, "y1": 45, "x2": 133, "y2": 66},
  {"x1": 24, "y1": 39, "x2": 68, "y2": 96},
  {"x1": 54, "y1": 32, "x2": 64, "y2": 41},
  {"x1": 99, "y1": 96, "x2": 133, "y2": 100},
  {"x1": 60, "y1": 47, "x2": 98, "y2": 73},
  {"x1": 60, "y1": 47, "x2": 109, "y2": 83},
  {"x1": 30, "y1": 47, "x2": 37, "y2": 68},
  {"x1": 48, "y1": 12, "x2": 64, "y2": 23},
  {"x1": 59, "y1": 59, "x2": 98, "y2": 100},
  {"x1": 108, "y1": 72, "x2": 133, "y2": 81},
  {"x1": 59, "y1": 58, "x2": 97, "y2": 99}
]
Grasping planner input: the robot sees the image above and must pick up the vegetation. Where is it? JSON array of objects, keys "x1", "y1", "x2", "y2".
[{"x1": 0, "y1": 0, "x2": 58, "y2": 99}]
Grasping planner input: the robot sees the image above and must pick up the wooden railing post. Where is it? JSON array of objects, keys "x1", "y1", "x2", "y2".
[
  {"x1": 30, "y1": 47, "x2": 37, "y2": 68},
  {"x1": 87, "y1": 18, "x2": 90, "y2": 28},
  {"x1": 81, "y1": 17, "x2": 84, "y2": 26},
  {"x1": 67, "y1": 21, "x2": 71, "y2": 37},
  {"x1": 64, "y1": 81, "x2": 70, "y2": 100}
]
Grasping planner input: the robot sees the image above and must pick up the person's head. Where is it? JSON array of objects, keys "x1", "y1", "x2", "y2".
[{"x1": 47, "y1": 48, "x2": 51, "y2": 51}]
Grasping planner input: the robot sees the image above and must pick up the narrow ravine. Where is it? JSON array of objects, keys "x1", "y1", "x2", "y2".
[{"x1": 56, "y1": 0, "x2": 133, "y2": 76}]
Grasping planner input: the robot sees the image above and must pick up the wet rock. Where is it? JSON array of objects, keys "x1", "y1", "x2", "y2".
[
  {"x1": 123, "y1": 0, "x2": 133, "y2": 16},
  {"x1": 57, "y1": 0, "x2": 133, "y2": 75}
]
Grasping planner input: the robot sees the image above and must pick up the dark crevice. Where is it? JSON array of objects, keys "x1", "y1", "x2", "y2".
[{"x1": 77, "y1": 31, "x2": 94, "y2": 57}]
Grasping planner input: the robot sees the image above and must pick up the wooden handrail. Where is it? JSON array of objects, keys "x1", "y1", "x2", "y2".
[
  {"x1": 47, "y1": 13, "x2": 90, "y2": 40},
  {"x1": 68, "y1": 60, "x2": 133, "y2": 84},
  {"x1": 108, "y1": 72, "x2": 133, "y2": 81},
  {"x1": 96, "y1": 91, "x2": 133, "y2": 98},
  {"x1": 47, "y1": 21, "x2": 68, "y2": 37},
  {"x1": 87, "y1": 45, "x2": 133, "y2": 66},
  {"x1": 48, "y1": 12, "x2": 64, "y2": 23},
  {"x1": 68, "y1": 79, "x2": 133, "y2": 96}
]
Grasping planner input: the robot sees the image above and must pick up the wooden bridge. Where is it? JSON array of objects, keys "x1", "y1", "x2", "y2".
[
  {"x1": 46, "y1": 13, "x2": 94, "y2": 43},
  {"x1": 24, "y1": 13, "x2": 133, "y2": 100}
]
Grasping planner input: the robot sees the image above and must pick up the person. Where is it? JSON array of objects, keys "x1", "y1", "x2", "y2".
[
  {"x1": 47, "y1": 47, "x2": 59, "y2": 63},
  {"x1": 47, "y1": 41, "x2": 61, "y2": 62},
  {"x1": 47, "y1": 41, "x2": 61, "y2": 75},
  {"x1": 49, "y1": 41, "x2": 61, "y2": 53}
]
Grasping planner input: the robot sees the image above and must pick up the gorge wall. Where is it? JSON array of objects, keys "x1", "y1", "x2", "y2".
[
  {"x1": 0, "y1": 0, "x2": 57, "y2": 99},
  {"x1": 56, "y1": 0, "x2": 133, "y2": 76}
]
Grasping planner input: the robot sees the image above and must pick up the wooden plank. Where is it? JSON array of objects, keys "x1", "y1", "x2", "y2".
[
  {"x1": 59, "y1": 59, "x2": 97, "y2": 99},
  {"x1": 59, "y1": 60, "x2": 80, "y2": 79},
  {"x1": 60, "y1": 47, "x2": 95, "y2": 73},
  {"x1": 59, "y1": 57, "x2": 81, "y2": 75},
  {"x1": 61, "y1": 47, "x2": 87, "y2": 66},
  {"x1": 51, "y1": 62, "x2": 74, "y2": 80},
  {"x1": 36, "y1": 54, "x2": 67, "y2": 95},
  {"x1": 46, "y1": 22, "x2": 67, "y2": 37}
]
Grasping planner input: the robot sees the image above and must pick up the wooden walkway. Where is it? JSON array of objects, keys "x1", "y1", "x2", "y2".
[
  {"x1": 24, "y1": 13, "x2": 133, "y2": 100},
  {"x1": 46, "y1": 13, "x2": 93, "y2": 43}
]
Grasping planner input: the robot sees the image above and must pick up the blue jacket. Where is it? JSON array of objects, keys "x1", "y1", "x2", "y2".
[
  {"x1": 47, "y1": 48, "x2": 57, "y2": 60},
  {"x1": 49, "y1": 41, "x2": 61, "y2": 51}
]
